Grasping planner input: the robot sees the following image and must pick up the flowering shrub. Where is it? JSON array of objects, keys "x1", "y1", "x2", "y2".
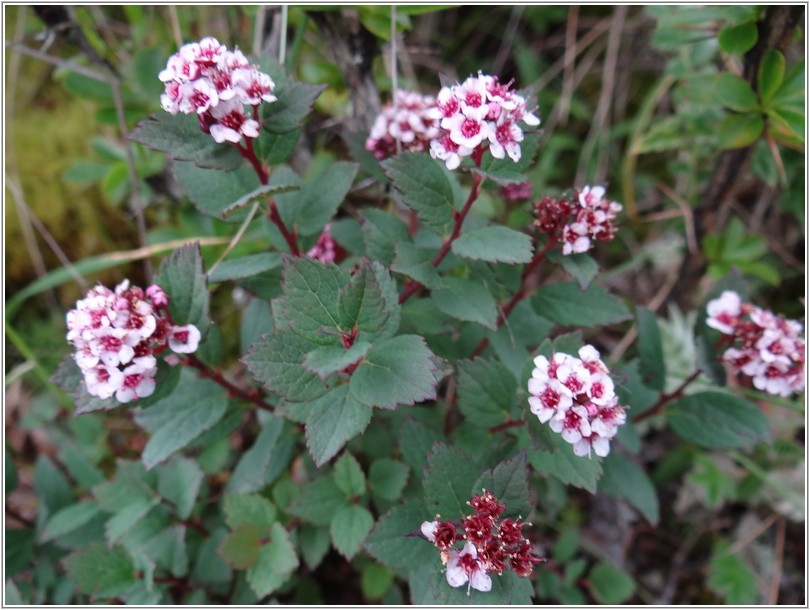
[{"x1": 7, "y1": 6, "x2": 804, "y2": 607}]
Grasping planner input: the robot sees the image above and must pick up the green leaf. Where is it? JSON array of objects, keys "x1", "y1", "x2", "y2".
[
  {"x1": 547, "y1": 249, "x2": 599, "y2": 289},
  {"x1": 260, "y1": 75, "x2": 325, "y2": 133},
  {"x1": 707, "y1": 545, "x2": 758, "y2": 604},
  {"x1": 382, "y1": 152, "x2": 456, "y2": 233},
  {"x1": 223, "y1": 494, "x2": 277, "y2": 532},
  {"x1": 717, "y1": 20, "x2": 758, "y2": 54},
  {"x1": 420, "y1": 563, "x2": 534, "y2": 604},
  {"x1": 303, "y1": 343, "x2": 371, "y2": 379},
  {"x1": 274, "y1": 162, "x2": 358, "y2": 236},
  {"x1": 218, "y1": 523, "x2": 262, "y2": 570},
  {"x1": 227, "y1": 415, "x2": 285, "y2": 493},
  {"x1": 392, "y1": 242, "x2": 444, "y2": 289},
  {"x1": 256, "y1": 128, "x2": 301, "y2": 166},
  {"x1": 6, "y1": 528, "x2": 34, "y2": 577},
  {"x1": 637, "y1": 306, "x2": 666, "y2": 391},
  {"x1": 34, "y1": 455, "x2": 75, "y2": 514},
  {"x1": 39, "y1": 502, "x2": 102, "y2": 543},
  {"x1": 143, "y1": 525, "x2": 188, "y2": 577},
  {"x1": 597, "y1": 453, "x2": 659, "y2": 524},
  {"x1": 368, "y1": 459, "x2": 410, "y2": 502},
  {"x1": 290, "y1": 476, "x2": 348, "y2": 526},
  {"x1": 432, "y1": 277, "x2": 498, "y2": 330},
  {"x1": 339, "y1": 259, "x2": 400, "y2": 343},
  {"x1": 717, "y1": 112, "x2": 764, "y2": 149},
  {"x1": 453, "y1": 226, "x2": 534, "y2": 265},
  {"x1": 423, "y1": 443, "x2": 479, "y2": 519},
  {"x1": 63, "y1": 543, "x2": 138, "y2": 598},
  {"x1": 220, "y1": 182, "x2": 301, "y2": 218},
  {"x1": 758, "y1": 49, "x2": 786, "y2": 104},
  {"x1": 155, "y1": 456, "x2": 204, "y2": 520},
  {"x1": 361, "y1": 209, "x2": 411, "y2": 266},
  {"x1": 362, "y1": 562, "x2": 394, "y2": 600},
  {"x1": 242, "y1": 329, "x2": 330, "y2": 402},
  {"x1": 714, "y1": 73, "x2": 759, "y2": 112},
  {"x1": 6, "y1": 450, "x2": 17, "y2": 495},
  {"x1": 173, "y1": 161, "x2": 260, "y2": 222},
  {"x1": 476, "y1": 133, "x2": 540, "y2": 185},
  {"x1": 134, "y1": 371, "x2": 228, "y2": 470},
  {"x1": 334, "y1": 452, "x2": 366, "y2": 497},
  {"x1": 666, "y1": 391, "x2": 770, "y2": 449},
  {"x1": 299, "y1": 525, "x2": 332, "y2": 570},
  {"x1": 304, "y1": 385, "x2": 374, "y2": 467},
  {"x1": 399, "y1": 417, "x2": 443, "y2": 473},
  {"x1": 105, "y1": 497, "x2": 160, "y2": 545},
  {"x1": 473, "y1": 452, "x2": 531, "y2": 518},
  {"x1": 349, "y1": 335, "x2": 439, "y2": 409},
  {"x1": 588, "y1": 561, "x2": 636, "y2": 604},
  {"x1": 209, "y1": 253, "x2": 282, "y2": 284},
  {"x1": 130, "y1": 113, "x2": 243, "y2": 170},
  {"x1": 528, "y1": 417, "x2": 603, "y2": 492},
  {"x1": 246, "y1": 523, "x2": 299, "y2": 599},
  {"x1": 364, "y1": 497, "x2": 435, "y2": 570},
  {"x1": 532, "y1": 282, "x2": 631, "y2": 327},
  {"x1": 330, "y1": 505, "x2": 374, "y2": 559},
  {"x1": 457, "y1": 358, "x2": 515, "y2": 427},
  {"x1": 156, "y1": 243, "x2": 210, "y2": 331}
]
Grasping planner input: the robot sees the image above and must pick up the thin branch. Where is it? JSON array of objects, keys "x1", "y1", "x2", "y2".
[
  {"x1": 769, "y1": 517, "x2": 786, "y2": 604},
  {"x1": 181, "y1": 354, "x2": 275, "y2": 413},
  {"x1": 632, "y1": 369, "x2": 702, "y2": 424},
  {"x1": 168, "y1": 6, "x2": 183, "y2": 48}
]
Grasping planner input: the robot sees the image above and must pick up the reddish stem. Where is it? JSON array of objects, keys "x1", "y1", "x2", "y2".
[
  {"x1": 234, "y1": 140, "x2": 269, "y2": 185},
  {"x1": 471, "y1": 239, "x2": 555, "y2": 357},
  {"x1": 488, "y1": 418, "x2": 526, "y2": 434},
  {"x1": 632, "y1": 369, "x2": 703, "y2": 424},
  {"x1": 267, "y1": 200, "x2": 301, "y2": 256},
  {"x1": 181, "y1": 354, "x2": 275, "y2": 413}
]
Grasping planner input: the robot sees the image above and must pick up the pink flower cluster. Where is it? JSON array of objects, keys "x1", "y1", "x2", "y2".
[
  {"x1": 534, "y1": 186, "x2": 622, "y2": 255},
  {"x1": 528, "y1": 345, "x2": 627, "y2": 458},
  {"x1": 365, "y1": 89, "x2": 441, "y2": 160},
  {"x1": 306, "y1": 224, "x2": 338, "y2": 264},
  {"x1": 421, "y1": 490, "x2": 544, "y2": 595},
  {"x1": 66, "y1": 281, "x2": 201, "y2": 403},
  {"x1": 430, "y1": 72, "x2": 540, "y2": 170},
  {"x1": 159, "y1": 36, "x2": 276, "y2": 144},
  {"x1": 707, "y1": 291, "x2": 805, "y2": 396}
]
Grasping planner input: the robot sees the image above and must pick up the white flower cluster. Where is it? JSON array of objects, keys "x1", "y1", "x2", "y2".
[
  {"x1": 66, "y1": 281, "x2": 201, "y2": 403},
  {"x1": 561, "y1": 185, "x2": 623, "y2": 255},
  {"x1": 365, "y1": 89, "x2": 441, "y2": 160},
  {"x1": 430, "y1": 72, "x2": 540, "y2": 170},
  {"x1": 707, "y1": 291, "x2": 805, "y2": 396},
  {"x1": 159, "y1": 36, "x2": 276, "y2": 144},
  {"x1": 528, "y1": 345, "x2": 627, "y2": 458}
]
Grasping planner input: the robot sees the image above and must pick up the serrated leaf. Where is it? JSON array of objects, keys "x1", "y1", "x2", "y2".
[
  {"x1": 432, "y1": 277, "x2": 498, "y2": 330},
  {"x1": 588, "y1": 562, "x2": 636, "y2": 604},
  {"x1": 338, "y1": 259, "x2": 400, "y2": 343},
  {"x1": 392, "y1": 242, "x2": 444, "y2": 289},
  {"x1": 290, "y1": 476, "x2": 348, "y2": 526},
  {"x1": 334, "y1": 452, "x2": 366, "y2": 497},
  {"x1": 130, "y1": 113, "x2": 243, "y2": 170},
  {"x1": 256, "y1": 128, "x2": 301, "y2": 165},
  {"x1": 361, "y1": 209, "x2": 411, "y2": 267},
  {"x1": 242, "y1": 329, "x2": 330, "y2": 402},
  {"x1": 52, "y1": 355, "x2": 121, "y2": 415},
  {"x1": 208, "y1": 253, "x2": 282, "y2": 284},
  {"x1": 218, "y1": 523, "x2": 262, "y2": 570},
  {"x1": 143, "y1": 525, "x2": 188, "y2": 577},
  {"x1": 156, "y1": 243, "x2": 210, "y2": 331},
  {"x1": 246, "y1": 523, "x2": 299, "y2": 599},
  {"x1": 330, "y1": 505, "x2": 374, "y2": 559},
  {"x1": 477, "y1": 133, "x2": 540, "y2": 186},
  {"x1": 717, "y1": 113, "x2": 764, "y2": 149},
  {"x1": 155, "y1": 456, "x2": 204, "y2": 520},
  {"x1": 304, "y1": 385, "x2": 373, "y2": 467},
  {"x1": 368, "y1": 459, "x2": 409, "y2": 502},
  {"x1": 473, "y1": 452, "x2": 531, "y2": 518},
  {"x1": 223, "y1": 494, "x2": 277, "y2": 532},
  {"x1": 303, "y1": 343, "x2": 371, "y2": 379},
  {"x1": 547, "y1": 249, "x2": 599, "y2": 289},
  {"x1": 349, "y1": 335, "x2": 439, "y2": 409},
  {"x1": 665, "y1": 391, "x2": 770, "y2": 448},
  {"x1": 451, "y1": 226, "x2": 533, "y2": 264},
  {"x1": 457, "y1": 358, "x2": 515, "y2": 427},
  {"x1": 707, "y1": 546, "x2": 758, "y2": 604},
  {"x1": 345, "y1": 130, "x2": 388, "y2": 182},
  {"x1": 637, "y1": 306, "x2": 666, "y2": 391},
  {"x1": 299, "y1": 525, "x2": 331, "y2": 570},
  {"x1": 718, "y1": 20, "x2": 758, "y2": 54},
  {"x1": 39, "y1": 502, "x2": 101, "y2": 543},
  {"x1": 364, "y1": 497, "x2": 434, "y2": 570},
  {"x1": 193, "y1": 528, "x2": 234, "y2": 584},
  {"x1": 423, "y1": 443, "x2": 479, "y2": 519},
  {"x1": 382, "y1": 152, "x2": 456, "y2": 233},
  {"x1": 227, "y1": 415, "x2": 285, "y2": 494},
  {"x1": 532, "y1": 282, "x2": 630, "y2": 327},
  {"x1": 597, "y1": 453, "x2": 659, "y2": 524},
  {"x1": 173, "y1": 161, "x2": 261, "y2": 222},
  {"x1": 261, "y1": 78, "x2": 325, "y2": 133},
  {"x1": 758, "y1": 49, "x2": 786, "y2": 104},
  {"x1": 134, "y1": 371, "x2": 228, "y2": 470},
  {"x1": 34, "y1": 455, "x2": 75, "y2": 514},
  {"x1": 63, "y1": 543, "x2": 138, "y2": 598},
  {"x1": 105, "y1": 497, "x2": 160, "y2": 545},
  {"x1": 399, "y1": 417, "x2": 443, "y2": 473},
  {"x1": 220, "y1": 182, "x2": 300, "y2": 218},
  {"x1": 528, "y1": 417, "x2": 603, "y2": 492}
]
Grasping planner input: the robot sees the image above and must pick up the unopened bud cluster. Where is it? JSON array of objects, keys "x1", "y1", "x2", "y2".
[
  {"x1": 420, "y1": 490, "x2": 544, "y2": 595},
  {"x1": 160, "y1": 36, "x2": 276, "y2": 144},
  {"x1": 707, "y1": 291, "x2": 805, "y2": 396},
  {"x1": 365, "y1": 89, "x2": 441, "y2": 160},
  {"x1": 534, "y1": 185, "x2": 622, "y2": 255},
  {"x1": 528, "y1": 345, "x2": 627, "y2": 458},
  {"x1": 66, "y1": 281, "x2": 201, "y2": 403},
  {"x1": 306, "y1": 224, "x2": 338, "y2": 264}
]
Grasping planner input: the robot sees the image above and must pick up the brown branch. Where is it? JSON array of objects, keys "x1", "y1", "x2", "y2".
[
  {"x1": 488, "y1": 418, "x2": 526, "y2": 434},
  {"x1": 632, "y1": 369, "x2": 702, "y2": 424},
  {"x1": 266, "y1": 200, "x2": 301, "y2": 256},
  {"x1": 181, "y1": 354, "x2": 275, "y2": 413}
]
